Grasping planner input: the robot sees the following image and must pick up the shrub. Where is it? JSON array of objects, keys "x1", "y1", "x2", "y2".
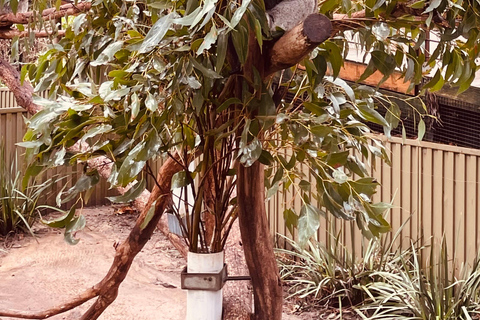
[
  {"x1": 357, "y1": 239, "x2": 480, "y2": 320},
  {"x1": 0, "y1": 142, "x2": 55, "y2": 236},
  {"x1": 276, "y1": 220, "x2": 411, "y2": 308}
]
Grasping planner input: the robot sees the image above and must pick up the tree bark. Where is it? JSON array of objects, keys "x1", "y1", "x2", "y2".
[
  {"x1": 0, "y1": 57, "x2": 41, "y2": 114},
  {"x1": 79, "y1": 155, "x2": 183, "y2": 319},
  {"x1": 0, "y1": 29, "x2": 65, "y2": 39},
  {"x1": 0, "y1": 1, "x2": 91, "y2": 27},
  {"x1": 0, "y1": 155, "x2": 184, "y2": 319},
  {"x1": 237, "y1": 161, "x2": 283, "y2": 320},
  {"x1": 266, "y1": 13, "x2": 332, "y2": 76}
]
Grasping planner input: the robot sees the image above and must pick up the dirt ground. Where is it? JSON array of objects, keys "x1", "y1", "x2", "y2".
[{"x1": 0, "y1": 206, "x2": 355, "y2": 320}]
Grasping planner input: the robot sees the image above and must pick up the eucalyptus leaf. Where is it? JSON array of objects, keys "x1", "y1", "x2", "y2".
[
  {"x1": 138, "y1": 13, "x2": 174, "y2": 53},
  {"x1": 298, "y1": 204, "x2": 323, "y2": 247},
  {"x1": 107, "y1": 179, "x2": 147, "y2": 203}
]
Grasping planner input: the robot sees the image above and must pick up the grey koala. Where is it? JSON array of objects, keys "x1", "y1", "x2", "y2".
[
  {"x1": 0, "y1": 0, "x2": 29, "y2": 15},
  {"x1": 265, "y1": 0, "x2": 318, "y2": 31}
]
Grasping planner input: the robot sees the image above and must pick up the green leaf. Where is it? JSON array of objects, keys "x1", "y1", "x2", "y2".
[
  {"x1": 239, "y1": 138, "x2": 263, "y2": 167},
  {"x1": 322, "y1": 42, "x2": 343, "y2": 79},
  {"x1": 91, "y1": 41, "x2": 124, "y2": 67},
  {"x1": 333, "y1": 169, "x2": 348, "y2": 184},
  {"x1": 258, "y1": 150, "x2": 274, "y2": 165},
  {"x1": 230, "y1": 0, "x2": 251, "y2": 28},
  {"x1": 298, "y1": 204, "x2": 323, "y2": 247},
  {"x1": 356, "y1": 103, "x2": 390, "y2": 128},
  {"x1": 418, "y1": 118, "x2": 426, "y2": 141},
  {"x1": 424, "y1": 0, "x2": 441, "y2": 13},
  {"x1": 42, "y1": 206, "x2": 76, "y2": 228},
  {"x1": 63, "y1": 172, "x2": 100, "y2": 203},
  {"x1": 171, "y1": 171, "x2": 193, "y2": 190},
  {"x1": 81, "y1": 124, "x2": 112, "y2": 142},
  {"x1": 140, "y1": 200, "x2": 156, "y2": 230},
  {"x1": 215, "y1": 31, "x2": 228, "y2": 72},
  {"x1": 145, "y1": 92, "x2": 158, "y2": 112},
  {"x1": 131, "y1": 92, "x2": 140, "y2": 119},
  {"x1": 370, "y1": 50, "x2": 396, "y2": 78},
  {"x1": 196, "y1": 24, "x2": 218, "y2": 55},
  {"x1": 217, "y1": 97, "x2": 241, "y2": 112},
  {"x1": 107, "y1": 179, "x2": 147, "y2": 203},
  {"x1": 138, "y1": 13, "x2": 174, "y2": 54},
  {"x1": 283, "y1": 209, "x2": 299, "y2": 235},
  {"x1": 64, "y1": 215, "x2": 86, "y2": 245},
  {"x1": 350, "y1": 177, "x2": 379, "y2": 196},
  {"x1": 327, "y1": 151, "x2": 349, "y2": 168},
  {"x1": 189, "y1": 56, "x2": 222, "y2": 78},
  {"x1": 385, "y1": 102, "x2": 401, "y2": 129}
]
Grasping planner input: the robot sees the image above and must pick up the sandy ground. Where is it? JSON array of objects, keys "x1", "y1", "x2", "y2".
[
  {"x1": 0, "y1": 206, "x2": 326, "y2": 320},
  {"x1": 0, "y1": 206, "x2": 188, "y2": 320},
  {"x1": 0, "y1": 206, "x2": 358, "y2": 320}
]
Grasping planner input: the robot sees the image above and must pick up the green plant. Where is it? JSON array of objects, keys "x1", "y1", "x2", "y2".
[
  {"x1": 0, "y1": 142, "x2": 56, "y2": 236},
  {"x1": 277, "y1": 217, "x2": 412, "y2": 307},
  {"x1": 357, "y1": 239, "x2": 480, "y2": 320}
]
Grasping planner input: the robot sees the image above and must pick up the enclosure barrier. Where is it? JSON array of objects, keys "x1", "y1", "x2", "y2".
[
  {"x1": 2, "y1": 88, "x2": 480, "y2": 268},
  {"x1": 267, "y1": 136, "x2": 480, "y2": 270}
]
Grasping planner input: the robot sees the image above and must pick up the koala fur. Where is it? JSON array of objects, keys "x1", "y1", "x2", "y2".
[{"x1": 266, "y1": 0, "x2": 318, "y2": 31}]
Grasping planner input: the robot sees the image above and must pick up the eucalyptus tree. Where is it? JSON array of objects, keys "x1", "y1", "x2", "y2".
[{"x1": 0, "y1": 0, "x2": 479, "y2": 318}]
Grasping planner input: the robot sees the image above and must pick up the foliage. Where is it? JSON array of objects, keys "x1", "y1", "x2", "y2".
[
  {"x1": 278, "y1": 220, "x2": 480, "y2": 319},
  {"x1": 277, "y1": 217, "x2": 410, "y2": 307},
  {"x1": 0, "y1": 141, "x2": 55, "y2": 236},
  {"x1": 17, "y1": 0, "x2": 480, "y2": 251},
  {"x1": 357, "y1": 239, "x2": 480, "y2": 320}
]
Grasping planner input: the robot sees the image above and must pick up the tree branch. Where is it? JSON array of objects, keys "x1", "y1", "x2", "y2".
[
  {"x1": 0, "y1": 29, "x2": 65, "y2": 39},
  {"x1": 0, "y1": 289, "x2": 98, "y2": 319},
  {"x1": 0, "y1": 154, "x2": 185, "y2": 319},
  {"x1": 0, "y1": 57, "x2": 41, "y2": 114},
  {"x1": 266, "y1": 13, "x2": 332, "y2": 76},
  {"x1": 0, "y1": 1, "x2": 92, "y2": 27}
]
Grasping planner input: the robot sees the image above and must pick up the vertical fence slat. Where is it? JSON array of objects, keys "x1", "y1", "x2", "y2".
[
  {"x1": 465, "y1": 155, "x2": 477, "y2": 266},
  {"x1": 454, "y1": 153, "x2": 466, "y2": 271}
]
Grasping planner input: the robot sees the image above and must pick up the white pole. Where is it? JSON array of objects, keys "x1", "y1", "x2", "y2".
[{"x1": 186, "y1": 251, "x2": 224, "y2": 320}]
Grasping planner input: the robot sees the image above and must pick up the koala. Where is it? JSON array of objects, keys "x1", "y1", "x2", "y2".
[
  {"x1": 265, "y1": 0, "x2": 318, "y2": 31},
  {"x1": 0, "y1": 0, "x2": 29, "y2": 15}
]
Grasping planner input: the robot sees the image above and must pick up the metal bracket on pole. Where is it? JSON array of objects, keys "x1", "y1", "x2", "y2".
[
  {"x1": 181, "y1": 264, "x2": 252, "y2": 291},
  {"x1": 181, "y1": 264, "x2": 228, "y2": 291}
]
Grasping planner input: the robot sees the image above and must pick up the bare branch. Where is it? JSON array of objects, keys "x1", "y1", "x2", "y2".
[
  {"x1": 266, "y1": 13, "x2": 332, "y2": 76},
  {"x1": 0, "y1": 288, "x2": 98, "y2": 319},
  {"x1": 0, "y1": 1, "x2": 92, "y2": 27},
  {"x1": 0, "y1": 29, "x2": 65, "y2": 39},
  {"x1": 0, "y1": 57, "x2": 41, "y2": 114}
]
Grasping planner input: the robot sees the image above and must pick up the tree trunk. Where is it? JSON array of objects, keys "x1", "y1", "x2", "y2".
[{"x1": 237, "y1": 161, "x2": 283, "y2": 320}]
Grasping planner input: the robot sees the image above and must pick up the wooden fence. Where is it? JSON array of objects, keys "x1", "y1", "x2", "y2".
[
  {"x1": 268, "y1": 135, "x2": 480, "y2": 268},
  {"x1": 2, "y1": 88, "x2": 480, "y2": 266}
]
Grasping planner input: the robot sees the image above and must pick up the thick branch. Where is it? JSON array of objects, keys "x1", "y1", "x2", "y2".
[
  {"x1": 0, "y1": 1, "x2": 92, "y2": 27},
  {"x1": 266, "y1": 13, "x2": 332, "y2": 76},
  {"x1": 0, "y1": 155, "x2": 184, "y2": 319},
  {"x1": 0, "y1": 289, "x2": 97, "y2": 319},
  {"x1": 0, "y1": 29, "x2": 65, "y2": 39},
  {"x1": 0, "y1": 57, "x2": 41, "y2": 114},
  {"x1": 79, "y1": 155, "x2": 184, "y2": 319}
]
